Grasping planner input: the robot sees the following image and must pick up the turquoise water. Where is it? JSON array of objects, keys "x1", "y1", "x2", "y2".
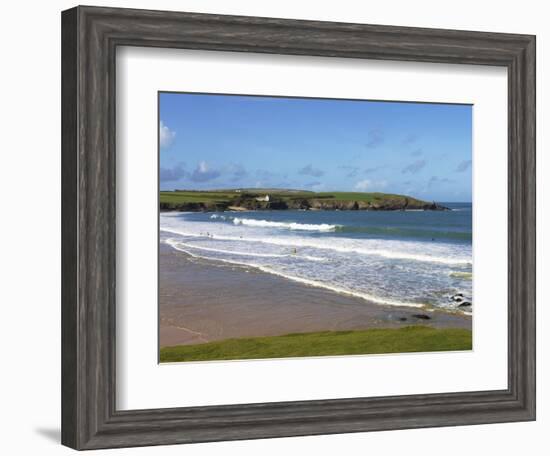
[{"x1": 160, "y1": 203, "x2": 472, "y2": 313}]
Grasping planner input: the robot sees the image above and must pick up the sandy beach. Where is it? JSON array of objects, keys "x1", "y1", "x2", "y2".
[{"x1": 159, "y1": 243, "x2": 472, "y2": 348}]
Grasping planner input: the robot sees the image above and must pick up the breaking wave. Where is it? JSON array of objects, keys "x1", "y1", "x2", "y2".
[
  {"x1": 159, "y1": 209, "x2": 472, "y2": 312},
  {"x1": 165, "y1": 238, "x2": 424, "y2": 308},
  {"x1": 232, "y1": 217, "x2": 339, "y2": 232}
]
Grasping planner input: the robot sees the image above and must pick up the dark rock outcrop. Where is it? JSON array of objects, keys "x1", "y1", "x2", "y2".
[
  {"x1": 412, "y1": 314, "x2": 432, "y2": 320},
  {"x1": 160, "y1": 195, "x2": 450, "y2": 213},
  {"x1": 160, "y1": 201, "x2": 230, "y2": 212}
]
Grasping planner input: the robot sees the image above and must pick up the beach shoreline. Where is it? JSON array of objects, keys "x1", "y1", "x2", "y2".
[{"x1": 159, "y1": 242, "x2": 472, "y2": 348}]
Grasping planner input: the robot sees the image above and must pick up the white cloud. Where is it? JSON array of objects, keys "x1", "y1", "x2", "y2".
[
  {"x1": 227, "y1": 163, "x2": 248, "y2": 181},
  {"x1": 365, "y1": 129, "x2": 384, "y2": 148},
  {"x1": 298, "y1": 164, "x2": 324, "y2": 177},
  {"x1": 159, "y1": 163, "x2": 186, "y2": 182},
  {"x1": 455, "y1": 160, "x2": 472, "y2": 172},
  {"x1": 354, "y1": 179, "x2": 387, "y2": 191},
  {"x1": 159, "y1": 120, "x2": 176, "y2": 148},
  {"x1": 402, "y1": 159, "x2": 427, "y2": 174},
  {"x1": 310, "y1": 182, "x2": 326, "y2": 191},
  {"x1": 355, "y1": 180, "x2": 371, "y2": 191},
  {"x1": 190, "y1": 161, "x2": 221, "y2": 182}
]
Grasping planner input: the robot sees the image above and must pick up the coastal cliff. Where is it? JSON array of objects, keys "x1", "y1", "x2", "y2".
[{"x1": 160, "y1": 189, "x2": 449, "y2": 212}]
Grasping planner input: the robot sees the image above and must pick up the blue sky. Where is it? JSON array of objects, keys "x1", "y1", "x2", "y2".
[{"x1": 159, "y1": 92, "x2": 472, "y2": 202}]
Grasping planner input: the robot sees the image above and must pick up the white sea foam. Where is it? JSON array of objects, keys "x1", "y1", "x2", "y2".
[
  {"x1": 168, "y1": 239, "x2": 326, "y2": 262},
  {"x1": 232, "y1": 217, "x2": 339, "y2": 232},
  {"x1": 160, "y1": 225, "x2": 470, "y2": 266},
  {"x1": 165, "y1": 239, "x2": 424, "y2": 308},
  {"x1": 210, "y1": 214, "x2": 227, "y2": 220},
  {"x1": 159, "y1": 212, "x2": 472, "y2": 312}
]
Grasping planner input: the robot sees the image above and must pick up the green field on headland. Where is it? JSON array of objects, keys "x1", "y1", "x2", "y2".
[
  {"x1": 159, "y1": 326, "x2": 472, "y2": 362},
  {"x1": 159, "y1": 189, "x2": 446, "y2": 212}
]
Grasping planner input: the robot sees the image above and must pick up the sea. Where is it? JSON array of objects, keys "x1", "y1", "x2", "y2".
[{"x1": 160, "y1": 203, "x2": 472, "y2": 314}]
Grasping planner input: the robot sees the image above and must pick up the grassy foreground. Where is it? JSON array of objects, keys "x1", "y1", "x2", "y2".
[{"x1": 160, "y1": 326, "x2": 472, "y2": 362}]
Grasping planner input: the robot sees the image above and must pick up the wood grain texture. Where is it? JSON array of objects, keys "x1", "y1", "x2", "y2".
[
  {"x1": 61, "y1": 7, "x2": 78, "y2": 449},
  {"x1": 61, "y1": 5, "x2": 536, "y2": 450}
]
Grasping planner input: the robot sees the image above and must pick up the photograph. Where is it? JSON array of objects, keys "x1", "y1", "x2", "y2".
[{"x1": 158, "y1": 92, "x2": 473, "y2": 362}]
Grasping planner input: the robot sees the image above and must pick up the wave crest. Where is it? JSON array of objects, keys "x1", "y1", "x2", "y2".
[
  {"x1": 160, "y1": 226, "x2": 470, "y2": 266},
  {"x1": 232, "y1": 217, "x2": 339, "y2": 232},
  {"x1": 167, "y1": 239, "x2": 326, "y2": 262}
]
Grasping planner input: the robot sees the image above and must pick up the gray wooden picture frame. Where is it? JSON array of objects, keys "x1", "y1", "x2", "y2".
[{"x1": 61, "y1": 5, "x2": 536, "y2": 450}]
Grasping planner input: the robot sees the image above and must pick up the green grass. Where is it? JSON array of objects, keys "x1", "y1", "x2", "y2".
[
  {"x1": 160, "y1": 191, "x2": 237, "y2": 204},
  {"x1": 159, "y1": 189, "x2": 429, "y2": 206},
  {"x1": 313, "y1": 192, "x2": 427, "y2": 205},
  {"x1": 159, "y1": 326, "x2": 472, "y2": 362}
]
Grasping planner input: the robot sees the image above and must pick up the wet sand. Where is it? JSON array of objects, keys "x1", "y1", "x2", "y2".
[{"x1": 159, "y1": 243, "x2": 472, "y2": 347}]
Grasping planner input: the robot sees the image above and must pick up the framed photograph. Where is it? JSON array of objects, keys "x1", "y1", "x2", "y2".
[
  {"x1": 61, "y1": 5, "x2": 535, "y2": 450},
  {"x1": 157, "y1": 92, "x2": 474, "y2": 363}
]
